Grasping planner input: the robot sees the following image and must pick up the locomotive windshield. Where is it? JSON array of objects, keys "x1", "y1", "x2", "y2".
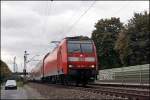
[
  {"x1": 67, "y1": 41, "x2": 93, "y2": 53},
  {"x1": 81, "y1": 43, "x2": 93, "y2": 53}
]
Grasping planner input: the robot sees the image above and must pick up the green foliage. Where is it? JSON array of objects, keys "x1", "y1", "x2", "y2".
[
  {"x1": 17, "y1": 80, "x2": 24, "y2": 87},
  {"x1": 126, "y1": 11, "x2": 150, "y2": 65},
  {"x1": 92, "y1": 17, "x2": 123, "y2": 69},
  {"x1": 92, "y1": 11, "x2": 149, "y2": 69},
  {"x1": 114, "y1": 30, "x2": 129, "y2": 66},
  {"x1": 0, "y1": 60, "x2": 12, "y2": 83}
]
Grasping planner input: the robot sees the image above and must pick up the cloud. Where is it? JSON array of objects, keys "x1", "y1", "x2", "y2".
[{"x1": 1, "y1": 3, "x2": 41, "y2": 29}]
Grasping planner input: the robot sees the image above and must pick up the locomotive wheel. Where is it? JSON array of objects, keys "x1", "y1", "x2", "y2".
[
  {"x1": 51, "y1": 76, "x2": 56, "y2": 84},
  {"x1": 60, "y1": 75, "x2": 65, "y2": 85},
  {"x1": 41, "y1": 77, "x2": 45, "y2": 83},
  {"x1": 63, "y1": 75, "x2": 69, "y2": 86},
  {"x1": 82, "y1": 80, "x2": 87, "y2": 87},
  {"x1": 64, "y1": 79, "x2": 68, "y2": 86},
  {"x1": 76, "y1": 81, "x2": 79, "y2": 86}
]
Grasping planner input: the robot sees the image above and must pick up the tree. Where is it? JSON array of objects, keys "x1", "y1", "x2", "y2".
[
  {"x1": 114, "y1": 30, "x2": 129, "y2": 66},
  {"x1": 126, "y1": 11, "x2": 149, "y2": 65},
  {"x1": 0, "y1": 60, "x2": 12, "y2": 83},
  {"x1": 91, "y1": 17, "x2": 123, "y2": 69}
]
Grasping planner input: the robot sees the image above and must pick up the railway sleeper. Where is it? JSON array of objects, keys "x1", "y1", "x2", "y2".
[{"x1": 81, "y1": 88, "x2": 149, "y2": 100}]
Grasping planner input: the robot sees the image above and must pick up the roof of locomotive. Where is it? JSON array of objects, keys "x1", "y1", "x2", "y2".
[
  {"x1": 64, "y1": 36, "x2": 92, "y2": 41},
  {"x1": 50, "y1": 36, "x2": 93, "y2": 53}
]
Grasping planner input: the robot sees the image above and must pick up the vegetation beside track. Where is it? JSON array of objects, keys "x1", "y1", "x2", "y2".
[
  {"x1": 92, "y1": 11, "x2": 149, "y2": 69},
  {"x1": 0, "y1": 60, "x2": 12, "y2": 84}
]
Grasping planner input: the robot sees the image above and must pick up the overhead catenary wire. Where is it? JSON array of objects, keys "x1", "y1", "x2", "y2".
[
  {"x1": 58, "y1": 2, "x2": 83, "y2": 36},
  {"x1": 109, "y1": 1, "x2": 130, "y2": 17},
  {"x1": 39, "y1": 1, "x2": 53, "y2": 56},
  {"x1": 64, "y1": 0, "x2": 96, "y2": 35},
  {"x1": 44, "y1": 1, "x2": 53, "y2": 36},
  {"x1": 29, "y1": 1, "x2": 54, "y2": 67},
  {"x1": 37, "y1": 1, "x2": 97, "y2": 58},
  {"x1": 43, "y1": 1, "x2": 96, "y2": 55}
]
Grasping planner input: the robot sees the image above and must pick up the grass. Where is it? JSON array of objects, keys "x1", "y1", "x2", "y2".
[{"x1": 17, "y1": 81, "x2": 24, "y2": 87}]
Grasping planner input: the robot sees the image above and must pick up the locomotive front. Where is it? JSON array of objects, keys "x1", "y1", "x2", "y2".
[{"x1": 66, "y1": 37, "x2": 98, "y2": 85}]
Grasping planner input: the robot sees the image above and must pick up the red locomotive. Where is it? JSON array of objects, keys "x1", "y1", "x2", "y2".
[{"x1": 30, "y1": 36, "x2": 98, "y2": 86}]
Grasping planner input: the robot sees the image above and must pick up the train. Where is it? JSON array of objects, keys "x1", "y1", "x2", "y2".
[{"x1": 30, "y1": 36, "x2": 98, "y2": 86}]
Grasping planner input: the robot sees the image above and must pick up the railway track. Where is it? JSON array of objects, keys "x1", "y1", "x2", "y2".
[
  {"x1": 28, "y1": 81, "x2": 150, "y2": 100},
  {"x1": 92, "y1": 82, "x2": 150, "y2": 89},
  {"x1": 80, "y1": 85, "x2": 150, "y2": 100}
]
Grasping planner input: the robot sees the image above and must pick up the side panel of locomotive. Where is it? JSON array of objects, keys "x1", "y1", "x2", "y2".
[{"x1": 58, "y1": 39, "x2": 68, "y2": 75}]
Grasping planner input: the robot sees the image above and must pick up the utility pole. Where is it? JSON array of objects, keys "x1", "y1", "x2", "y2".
[
  {"x1": 23, "y1": 50, "x2": 29, "y2": 77},
  {"x1": 13, "y1": 56, "x2": 16, "y2": 73},
  {"x1": 15, "y1": 63, "x2": 18, "y2": 73}
]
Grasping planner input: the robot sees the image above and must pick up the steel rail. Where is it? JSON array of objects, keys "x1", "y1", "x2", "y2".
[{"x1": 28, "y1": 81, "x2": 150, "y2": 100}]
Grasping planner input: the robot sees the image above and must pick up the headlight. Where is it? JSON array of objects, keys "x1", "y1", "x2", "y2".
[
  {"x1": 91, "y1": 65, "x2": 95, "y2": 68},
  {"x1": 69, "y1": 65, "x2": 73, "y2": 68}
]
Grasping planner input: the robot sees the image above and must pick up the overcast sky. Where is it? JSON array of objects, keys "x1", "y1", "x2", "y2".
[{"x1": 1, "y1": 1, "x2": 149, "y2": 72}]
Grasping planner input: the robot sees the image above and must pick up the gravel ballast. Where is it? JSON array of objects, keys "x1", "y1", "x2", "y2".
[{"x1": 27, "y1": 82, "x2": 118, "y2": 99}]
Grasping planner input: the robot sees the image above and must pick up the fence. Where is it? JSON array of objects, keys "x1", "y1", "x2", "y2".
[{"x1": 97, "y1": 64, "x2": 149, "y2": 84}]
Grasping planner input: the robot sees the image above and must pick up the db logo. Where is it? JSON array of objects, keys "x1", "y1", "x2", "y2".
[{"x1": 79, "y1": 54, "x2": 85, "y2": 61}]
